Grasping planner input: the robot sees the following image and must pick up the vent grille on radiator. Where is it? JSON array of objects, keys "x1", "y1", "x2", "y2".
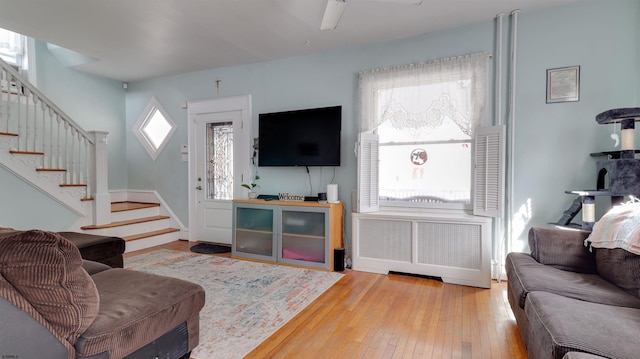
[
  {"x1": 352, "y1": 212, "x2": 491, "y2": 288},
  {"x1": 358, "y1": 219, "x2": 411, "y2": 262},
  {"x1": 416, "y1": 222, "x2": 481, "y2": 270}
]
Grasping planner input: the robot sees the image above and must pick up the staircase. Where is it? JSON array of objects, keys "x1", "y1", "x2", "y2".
[
  {"x1": 0, "y1": 57, "x2": 182, "y2": 251},
  {"x1": 82, "y1": 201, "x2": 181, "y2": 253},
  {"x1": 0, "y1": 56, "x2": 104, "y2": 225}
]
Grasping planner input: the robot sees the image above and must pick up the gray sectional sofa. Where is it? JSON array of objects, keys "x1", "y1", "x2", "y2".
[{"x1": 506, "y1": 227, "x2": 640, "y2": 359}]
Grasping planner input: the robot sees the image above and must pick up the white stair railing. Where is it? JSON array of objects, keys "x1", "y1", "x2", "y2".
[{"x1": 0, "y1": 57, "x2": 109, "y2": 225}]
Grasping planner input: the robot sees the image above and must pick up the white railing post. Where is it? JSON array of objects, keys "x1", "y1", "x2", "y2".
[{"x1": 89, "y1": 130, "x2": 110, "y2": 225}]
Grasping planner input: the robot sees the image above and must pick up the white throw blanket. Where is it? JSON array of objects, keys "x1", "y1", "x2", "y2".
[{"x1": 586, "y1": 201, "x2": 640, "y2": 255}]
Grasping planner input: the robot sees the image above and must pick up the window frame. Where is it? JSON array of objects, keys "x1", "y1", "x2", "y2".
[
  {"x1": 133, "y1": 96, "x2": 176, "y2": 161},
  {"x1": 0, "y1": 28, "x2": 36, "y2": 85},
  {"x1": 0, "y1": 27, "x2": 24, "y2": 67},
  {"x1": 358, "y1": 53, "x2": 492, "y2": 213}
]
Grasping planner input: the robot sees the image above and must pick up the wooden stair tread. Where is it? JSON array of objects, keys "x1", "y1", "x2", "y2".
[
  {"x1": 0, "y1": 89, "x2": 25, "y2": 96},
  {"x1": 122, "y1": 228, "x2": 180, "y2": 242},
  {"x1": 10, "y1": 150, "x2": 44, "y2": 155},
  {"x1": 111, "y1": 201, "x2": 161, "y2": 212},
  {"x1": 60, "y1": 183, "x2": 87, "y2": 187},
  {"x1": 36, "y1": 168, "x2": 67, "y2": 172},
  {"x1": 81, "y1": 215, "x2": 170, "y2": 230}
]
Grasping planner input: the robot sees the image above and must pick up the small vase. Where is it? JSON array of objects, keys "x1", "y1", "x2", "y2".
[{"x1": 248, "y1": 191, "x2": 258, "y2": 199}]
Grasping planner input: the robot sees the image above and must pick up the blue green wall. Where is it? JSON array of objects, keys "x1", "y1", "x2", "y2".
[
  {"x1": 2, "y1": 0, "x2": 638, "y2": 250},
  {"x1": 126, "y1": 0, "x2": 640, "y2": 250},
  {"x1": 510, "y1": 1, "x2": 639, "y2": 250},
  {"x1": 36, "y1": 40, "x2": 128, "y2": 188}
]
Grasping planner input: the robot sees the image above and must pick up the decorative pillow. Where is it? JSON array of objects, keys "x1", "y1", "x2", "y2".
[
  {"x1": 595, "y1": 247, "x2": 640, "y2": 299},
  {"x1": 0, "y1": 230, "x2": 100, "y2": 343}
]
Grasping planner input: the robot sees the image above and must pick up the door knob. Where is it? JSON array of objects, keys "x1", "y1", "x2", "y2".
[{"x1": 196, "y1": 186, "x2": 202, "y2": 190}]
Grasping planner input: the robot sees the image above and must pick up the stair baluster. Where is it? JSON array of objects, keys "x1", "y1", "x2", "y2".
[{"x1": 0, "y1": 56, "x2": 110, "y2": 226}]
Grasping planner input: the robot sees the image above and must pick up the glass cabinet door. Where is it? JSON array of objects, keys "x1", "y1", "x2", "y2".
[
  {"x1": 232, "y1": 202, "x2": 337, "y2": 270},
  {"x1": 233, "y1": 206, "x2": 275, "y2": 260},
  {"x1": 279, "y1": 209, "x2": 329, "y2": 268}
]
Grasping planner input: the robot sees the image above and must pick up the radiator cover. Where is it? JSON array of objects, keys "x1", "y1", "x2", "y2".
[{"x1": 352, "y1": 211, "x2": 492, "y2": 288}]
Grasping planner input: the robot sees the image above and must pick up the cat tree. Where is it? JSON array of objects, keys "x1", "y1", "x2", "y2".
[{"x1": 556, "y1": 107, "x2": 640, "y2": 230}]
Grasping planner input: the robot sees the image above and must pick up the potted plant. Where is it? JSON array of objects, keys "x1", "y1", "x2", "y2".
[{"x1": 241, "y1": 174, "x2": 260, "y2": 199}]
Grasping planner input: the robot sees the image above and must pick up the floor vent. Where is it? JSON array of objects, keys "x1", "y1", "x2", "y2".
[{"x1": 389, "y1": 271, "x2": 443, "y2": 282}]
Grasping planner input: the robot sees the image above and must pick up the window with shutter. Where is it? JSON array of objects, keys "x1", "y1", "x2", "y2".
[
  {"x1": 356, "y1": 132, "x2": 379, "y2": 212},
  {"x1": 358, "y1": 53, "x2": 492, "y2": 211},
  {"x1": 473, "y1": 125, "x2": 505, "y2": 217}
]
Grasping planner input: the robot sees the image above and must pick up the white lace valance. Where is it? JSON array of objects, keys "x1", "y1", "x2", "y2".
[{"x1": 359, "y1": 53, "x2": 490, "y2": 136}]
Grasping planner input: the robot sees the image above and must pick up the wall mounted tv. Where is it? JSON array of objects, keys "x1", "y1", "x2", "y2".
[{"x1": 258, "y1": 106, "x2": 341, "y2": 167}]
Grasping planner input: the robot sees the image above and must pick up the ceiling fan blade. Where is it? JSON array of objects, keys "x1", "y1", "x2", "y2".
[{"x1": 320, "y1": 0, "x2": 347, "y2": 31}]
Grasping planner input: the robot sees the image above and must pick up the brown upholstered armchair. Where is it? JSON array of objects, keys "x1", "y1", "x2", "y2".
[{"x1": 0, "y1": 229, "x2": 205, "y2": 359}]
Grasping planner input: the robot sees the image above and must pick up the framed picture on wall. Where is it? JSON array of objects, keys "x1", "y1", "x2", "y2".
[{"x1": 546, "y1": 65, "x2": 580, "y2": 103}]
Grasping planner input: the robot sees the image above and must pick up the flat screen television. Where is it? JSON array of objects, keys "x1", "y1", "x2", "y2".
[{"x1": 258, "y1": 106, "x2": 341, "y2": 167}]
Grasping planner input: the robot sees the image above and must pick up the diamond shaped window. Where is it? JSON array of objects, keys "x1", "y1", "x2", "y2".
[{"x1": 133, "y1": 97, "x2": 176, "y2": 160}]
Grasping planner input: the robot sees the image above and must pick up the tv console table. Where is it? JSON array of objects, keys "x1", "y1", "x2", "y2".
[{"x1": 232, "y1": 199, "x2": 344, "y2": 271}]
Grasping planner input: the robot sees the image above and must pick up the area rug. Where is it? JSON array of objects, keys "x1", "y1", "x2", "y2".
[
  {"x1": 189, "y1": 242, "x2": 231, "y2": 254},
  {"x1": 125, "y1": 249, "x2": 343, "y2": 359}
]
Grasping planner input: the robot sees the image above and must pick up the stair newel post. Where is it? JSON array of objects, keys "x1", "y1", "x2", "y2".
[{"x1": 89, "y1": 130, "x2": 110, "y2": 225}]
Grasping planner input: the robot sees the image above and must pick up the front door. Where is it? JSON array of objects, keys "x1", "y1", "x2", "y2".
[{"x1": 188, "y1": 95, "x2": 251, "y2": 244}]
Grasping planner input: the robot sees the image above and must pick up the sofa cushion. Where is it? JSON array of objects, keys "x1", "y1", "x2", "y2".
[
  {"x1": 595, "y1": 247, "x2": 640, "y2": 299},
  {"x1": 526, "y1": 291, "x2": 640, "y2": 359},
  {"x1": 0, "y1": 230, "x2": 100, "y2": 344},
  {"x1": 81, "y1": 260, "x2": 112, "y2": 276},
  {"x1": 58, "y1": 232, "x2": 126, "y2": 268},
  {"x1": 506, "y1": 252, "x2": 640, "y2": 310},
  {"x1": 528, "y1": 227, "x2": 596, "y2": 273},
  {"x1": 74, "y1": 268, "x2": 205, "y2": 358}
]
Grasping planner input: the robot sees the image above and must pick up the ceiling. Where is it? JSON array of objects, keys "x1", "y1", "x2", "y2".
[{"x1": 0, "y1": 0, "x2": 577, "y2": 82}]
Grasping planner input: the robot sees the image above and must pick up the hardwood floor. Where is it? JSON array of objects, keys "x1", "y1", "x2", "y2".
[{"x1": 125, "y1": 240, "x2": 528, "y2": 359}]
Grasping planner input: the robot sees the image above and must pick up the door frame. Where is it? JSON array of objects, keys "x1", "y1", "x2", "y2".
[{"x1": 187, "y1": 94, "x2": 252, "y2": 242}]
